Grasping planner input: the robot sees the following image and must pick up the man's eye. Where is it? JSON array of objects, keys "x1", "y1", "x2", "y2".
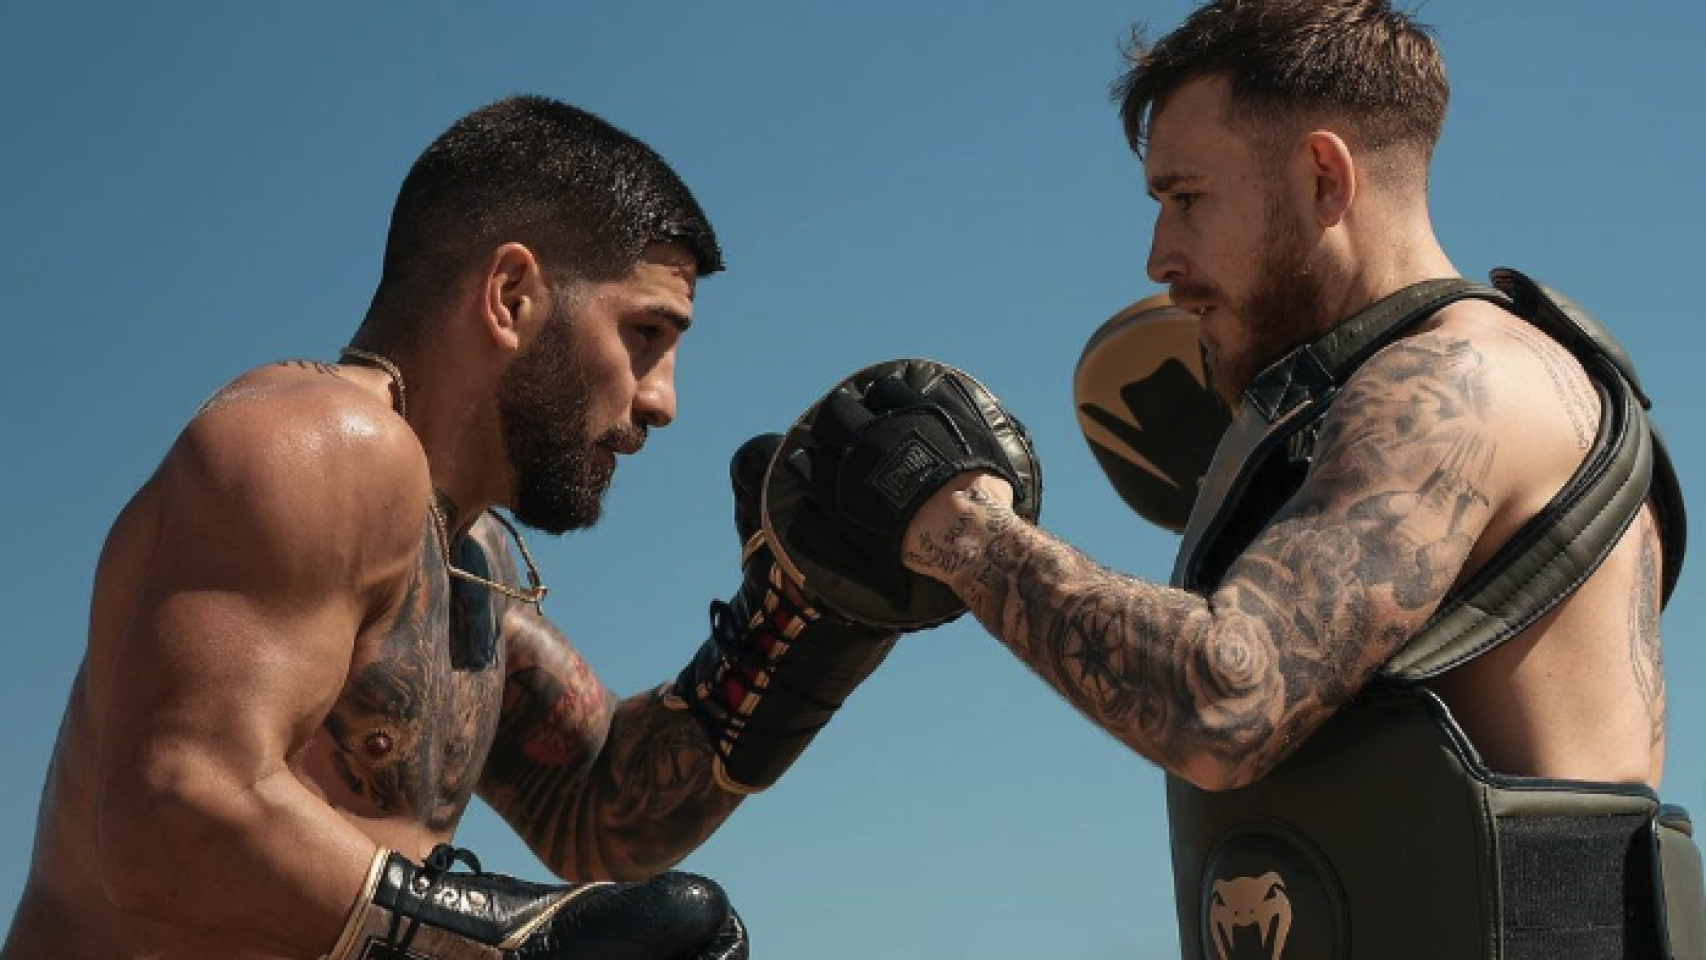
[{"x1": 1174, "y1": 192, "x2": 1200, "y2": 212}]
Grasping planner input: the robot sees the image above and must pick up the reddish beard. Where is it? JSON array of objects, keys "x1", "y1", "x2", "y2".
[{"x1": 1183, "y1": 193, "x2": 1332, "y2": 411}]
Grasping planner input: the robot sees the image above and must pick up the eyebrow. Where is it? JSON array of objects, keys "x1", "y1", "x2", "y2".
[
  {"x1": 1145, "y1": 173, "x2": 1203, "y2": 201},
  {"x1": 639, "y1": 302, "x2": 693, "y2": 333}
]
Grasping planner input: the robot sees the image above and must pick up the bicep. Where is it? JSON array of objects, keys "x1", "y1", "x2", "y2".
[
  {"x1": 92, "y1": 404, "x2": 419, "y2": 945},
  {"x1": 1214, "y1": 333, "x2": 1502, "y2": 709},
  {"x1": 101, "y1": 412, "x2": 407, "y2": 801}
]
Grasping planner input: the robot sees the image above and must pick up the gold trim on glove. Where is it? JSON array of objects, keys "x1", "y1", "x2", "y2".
[{"x1": 326, "y1": 847, "x2": 391, "y2": 960}]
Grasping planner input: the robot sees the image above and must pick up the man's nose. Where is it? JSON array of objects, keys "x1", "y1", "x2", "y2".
[
  {"x1": 1146, "y1": 214, "x2": 1185, "y2": 285},
  {"x1": 634, "y1": 352, "x2": 676, "y2": 429}
]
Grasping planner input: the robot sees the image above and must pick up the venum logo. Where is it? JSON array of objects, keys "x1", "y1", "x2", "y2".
[
  {"x1": 1208, "y1": 872, "x2": 1291, "y2": 960},
  {"x1": 1198, "y1": 827, "x2": 1343, "y2": 960},
  {"x1": 869, "y1": 432, "x2": 946, "y2": 509}
]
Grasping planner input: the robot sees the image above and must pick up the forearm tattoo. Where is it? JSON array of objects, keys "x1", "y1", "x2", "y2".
[
  {"x1": 479, "y1": 639, "x2": 741, "y2": 880},
  {"x1": 475, "y1": 525, "x2": 739, "y2": 879},
  {"x1": 913, "y1": 336, "x2": 1498, "y2": 785}
]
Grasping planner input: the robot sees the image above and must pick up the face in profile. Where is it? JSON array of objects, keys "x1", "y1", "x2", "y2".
[
  {"x1": 497, "y1": 242, "x2": 693, "y2": 535},
  {"x1": 497, "y1": 290, "x2": 627, "y2": 535},
  {"x1": 1144, "y1": 76, "x2": 1337, "y2": 411}
]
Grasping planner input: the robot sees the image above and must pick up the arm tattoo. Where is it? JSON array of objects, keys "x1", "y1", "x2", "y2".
[
  {"x1": 274, "y1": 359, "x2": 344, "y2": 376},
  {"x1": 477, "y1": 529, "x2": 739, "y2": 880},
  {"x1": 481, "y1": 673, "x2": 739, "y2": 880},
  {"x1": 924, "y1": 335, "x2": 1499, "y2": 786},
  {"x1": 1497, "y1": 323, "x2": 1596, "y2": 451},
  {"x1": 1629, "y1": 511, "x2": 1666, "y2": 746}
]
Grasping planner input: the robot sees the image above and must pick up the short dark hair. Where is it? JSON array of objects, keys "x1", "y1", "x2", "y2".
[
  {"x1": 1113, "y1": 0, "x2": 1448, "y2": 169},
  {"x1": 364, "y1": 95, "x2": 722, "y2": 333}
]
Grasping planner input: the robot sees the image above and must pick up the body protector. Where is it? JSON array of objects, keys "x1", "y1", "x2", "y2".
[{"x1": 1083, "y1": 271, "x2": 1701, "y2": 959}]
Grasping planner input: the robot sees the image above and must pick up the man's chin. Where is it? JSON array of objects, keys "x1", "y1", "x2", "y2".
[
  {"x1": 517, "y1": 506, "x2": 599, "y2": 537},
  {"x1": 513, "y1": 486, "x2": 607, "y2": 536}
]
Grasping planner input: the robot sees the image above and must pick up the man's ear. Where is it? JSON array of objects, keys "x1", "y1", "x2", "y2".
[
  {"x1": 1301, "y1": 130, "x2": 1356, "y2": 228},
  {"x1": 480, "y1": 242, "x2": 550, "y2": 353}
]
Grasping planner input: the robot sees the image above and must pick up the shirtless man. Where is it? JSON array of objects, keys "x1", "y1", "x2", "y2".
[
  {"x1": 782, "y1": 1, "x2": 1699, "y2": 955},
  {"x1": 3, "y1": 95, "x2": 896, "y2": 960}
]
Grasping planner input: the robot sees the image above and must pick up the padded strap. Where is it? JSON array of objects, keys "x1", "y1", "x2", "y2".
[
  {"x1": 1383, "y1": 375, "x2": 1651, "y2": 679},
  {"x1": 1174, "y1": 279, "x2": 1509, "y2": 588},
  {"x1": 1385, "y1": 270, "x2": 1680, "y2": 680}
]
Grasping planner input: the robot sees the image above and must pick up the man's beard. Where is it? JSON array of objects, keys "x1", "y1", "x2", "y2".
[
  {"x1": 497, "y1": 297, "x2": 638, "y2": 535},
  {"x1": 1196, "y1": 193, "x2": 1332, "y2": 410}
]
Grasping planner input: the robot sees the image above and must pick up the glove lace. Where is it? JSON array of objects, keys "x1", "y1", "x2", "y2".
[
  {"x1": 384, "y1": 844, "x2": 485, "y2": 957},
  {"x1": 709, "y1": 599, "x2": 842, "y2": 717}
]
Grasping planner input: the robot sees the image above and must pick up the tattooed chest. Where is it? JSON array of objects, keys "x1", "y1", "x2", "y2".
[{"x1": 319, "y1": 532, "x2": 506, "y2": 831}]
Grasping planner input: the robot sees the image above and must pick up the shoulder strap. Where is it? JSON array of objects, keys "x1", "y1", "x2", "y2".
[
  {"x1": 1172, "y1": 279, "x2": 1509, "y2": 588},
  {"x1": 1382, "y1": 268, "x2": 1684, "y2": 680}
]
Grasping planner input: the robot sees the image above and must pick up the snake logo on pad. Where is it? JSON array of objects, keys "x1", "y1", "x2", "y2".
[
  {"x1": 1198, "y1": 826, "x2": 1345, "y2": 960},
  {"x1": 869, "y1": 432, "x2": 947, "y2": 509}
]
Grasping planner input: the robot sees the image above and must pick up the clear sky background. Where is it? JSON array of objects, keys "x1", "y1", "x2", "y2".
[{"x1": 2, "y1": 2, "x2": 1702, "y2": 957}]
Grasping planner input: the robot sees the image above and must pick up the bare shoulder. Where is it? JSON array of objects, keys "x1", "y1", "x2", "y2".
[
  {"x1": 160, "y1": 361, "x2": 431, "y2": 601},
  {"x1": 1428, "y1": 299, "x2": 1600, "y2": 508}
]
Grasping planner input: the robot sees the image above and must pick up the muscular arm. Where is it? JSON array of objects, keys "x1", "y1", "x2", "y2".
[
  {"x1": 907, "y1": 332, "x2": 1503, "y2": 790},
  {"x1": 474, "y1": 525, "x2": 742, "y2": 882},
  {"x1": 96, "y1": 380, "x2": 424, "y2": 954}
]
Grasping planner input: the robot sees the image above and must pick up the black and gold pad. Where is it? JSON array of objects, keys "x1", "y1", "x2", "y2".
[{"x1": 1073, "y1": 294, "x2": 1231, "y2": 532}]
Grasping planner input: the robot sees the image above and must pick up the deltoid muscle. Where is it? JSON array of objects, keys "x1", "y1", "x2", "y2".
[{"x1": 1208, "y1": 872, "x2": 1292, "y2": 960}]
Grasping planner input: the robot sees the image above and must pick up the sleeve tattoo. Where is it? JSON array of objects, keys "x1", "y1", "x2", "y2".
[
  {"x1": 474, "y1": 524, "x2": 739, "y2": 880},
  {"x1": 913, "y1": 335, "x2": 1499, "y2": 787}
]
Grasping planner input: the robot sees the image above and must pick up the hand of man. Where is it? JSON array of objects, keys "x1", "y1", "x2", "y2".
[
  {"x1": 763, "y1": 359, "x2": 1042, "y2": 629},
  {"x1": 330, "y1": 845, "x2": 748, "y2": 960}
]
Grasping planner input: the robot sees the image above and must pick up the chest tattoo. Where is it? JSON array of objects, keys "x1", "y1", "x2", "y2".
[{"x1": 322, "y1": 518, "x2": 506, "y2": 829}]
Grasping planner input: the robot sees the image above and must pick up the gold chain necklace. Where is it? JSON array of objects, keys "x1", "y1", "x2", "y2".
[{"x1": 339, "y1": 347, "x2": 549, "y2": 607}]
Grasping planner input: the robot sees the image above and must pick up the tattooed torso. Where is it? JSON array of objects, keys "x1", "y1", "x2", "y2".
[{"x1": 300, "y1": 512, "x2": 512, "y2": 842}]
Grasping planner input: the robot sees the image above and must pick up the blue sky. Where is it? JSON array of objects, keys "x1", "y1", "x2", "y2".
[{"x1": 2, "y1": 2, "x2": 1703, "y2": 957}]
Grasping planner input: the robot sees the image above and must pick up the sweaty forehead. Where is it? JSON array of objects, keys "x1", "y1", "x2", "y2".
[{"x1": 640, "y1": 240, "x2": 700, "y2": 298}]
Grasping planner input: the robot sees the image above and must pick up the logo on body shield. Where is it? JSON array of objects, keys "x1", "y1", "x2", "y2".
[
  {"x1": 869, "y1": 431, "x2": 947, "y2": 509},
  {"x1": 1209, "y1": 872, "x2": 1291, "y2": 960},
  {"x1": 1199, "y1": 827, "x2": 1344, "y2": 960}
]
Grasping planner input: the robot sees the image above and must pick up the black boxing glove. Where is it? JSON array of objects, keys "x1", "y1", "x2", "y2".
[
  {"x1": 328, "y1": 844, "x2": 747, "y2": 960},
  {"x1": 663, "y1": 434, "x2": 898, "y2": 793}
]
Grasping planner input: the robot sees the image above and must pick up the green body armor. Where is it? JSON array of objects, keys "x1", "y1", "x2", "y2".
[{"x1": 1165, "y1": 271, "x2": 1702, "y2": 960}]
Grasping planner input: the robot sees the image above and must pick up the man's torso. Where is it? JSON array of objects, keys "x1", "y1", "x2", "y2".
[{"x1": 4, "y1": 367, "x2": 557, "y2": 960}]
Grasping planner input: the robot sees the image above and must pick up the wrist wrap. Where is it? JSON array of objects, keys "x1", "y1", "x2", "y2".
[{"x1": 665, "y1": 533, "x2": 897, "y2": 794}]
